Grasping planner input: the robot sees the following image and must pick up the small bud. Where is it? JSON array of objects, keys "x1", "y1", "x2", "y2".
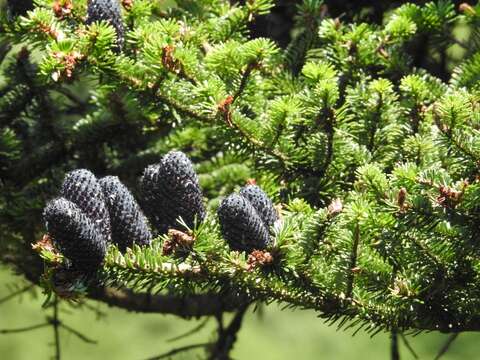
[
  {"x1": 397, "y1": 188, "x2": 407, "y2": 211},
  {"x1": 246, "y1": 250, "x2": 274, "y2": 271},
  {"x1": 32, "y1": 234, "x2": 57, "y2": 255},
  {"x1": 121, "y1": 0, "x2": 133, "y2": 10},
  {"x1": 218, "y1": 96, "x2": 234, "y2": 127},
  {"x1": 459, "y1": 3, "x2": 476, "y2": 15},
  {"x1": 53, "y1": 0, "x2": 73, "y2": 19},
  {"x1": 162, "y1": 45, "x2": 181, "y2": 73},
  {"x1": 437, "y1": 184, "x2": 465, "y2": 209},
  {"x1": 327, "y1": 198, "x2": 343, "y2": 216},
  {"x1": 162, "y1": 229, "x2": 195, "y2": 256}
]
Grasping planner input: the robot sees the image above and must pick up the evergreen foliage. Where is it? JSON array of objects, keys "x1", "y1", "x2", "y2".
[{"x1": 3, "y1": 0, "x2": 480, "y2": 358}]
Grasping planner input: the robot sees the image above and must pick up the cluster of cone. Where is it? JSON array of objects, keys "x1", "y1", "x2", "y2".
[
  {"x1": 43, "y1": 151, "x2": 278, "y2": 273},
  {"x1": 43, "y1": 152, "x2": 204, "y2": 272}
]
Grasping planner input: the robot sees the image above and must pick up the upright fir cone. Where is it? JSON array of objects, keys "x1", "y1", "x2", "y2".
[
  {"x1": 86, "y1": 0, "x2": 125, "y2": 51},
  {"x1": 60, "y1": 169, "x2": 111, "y2": 242},
  {"x1": 239, "y1": 185, "x2": 278, "y2": 228},
  {"x1": 217, "y1": 194, "x2": 271, "y2": 252},
  {"x1": 43, "y1": 198, "x2": 107, "y2": 272},
  {"x1": 140, "y1": 151, "x2": 206, "y2": 234},
  {"x1": 99, "y1": 176, "x2": 152, "y2": 251}
]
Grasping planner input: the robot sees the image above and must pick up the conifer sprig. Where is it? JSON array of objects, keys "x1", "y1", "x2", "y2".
[{"x1": 4, "y1": 0, "x2": 480, "y2": 350}]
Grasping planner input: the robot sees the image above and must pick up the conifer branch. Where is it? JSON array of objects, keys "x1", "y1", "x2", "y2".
[
  {"x1": 167, "y1": 318, "x2": 210, "y2": 342},
  {"x1": 225, "y1": 115, "x2": 288, "y2": 165},
  {"x1": 346, "y1": 222, "x2": 360, "y2": 299},
  {"x1": 154, "y1": 90, "x2": 211, "y2": 123},
  {"x1": 319, "y1": 107, "x2": 335, "y2": 177},
  {"x1": 59, "y1": 323, "x2": 97, "y2": 344},
  {"x1": 0, "y1": 323, "x2": 50, "y2": 334},
  {"x1": 161, "y1": 45, "x2": 198, "y2": 86},
  {"x1": 209, "y1": 304, "x2": 249, "y2": 359},
  {"x1": 87, "y1": 287, "x2": 244, "y2": 318},
  {"x1": 437, "y1": 125, "x2": 480, "y2": 167},
  {"x1": 232, "y1": 62, "x2": 257, "y2": 103}
]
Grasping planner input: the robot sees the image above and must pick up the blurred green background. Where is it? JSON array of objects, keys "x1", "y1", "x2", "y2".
[{"x1": 1, "y1": 268, "x2": 479, "y2": 359}]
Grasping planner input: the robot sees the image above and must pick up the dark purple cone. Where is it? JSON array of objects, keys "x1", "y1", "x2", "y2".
[
  {"x1": 86, "y1": 0, "x2": 125, "y2": 51},
  {"x1": 217, "y1": 194, "x2": 271, "y2": 252},
  {"x1": 99, "y1": 176, "x2": 152, "y2": 252},
  {"x1": 7, "y1": 0, "x2": 33, "y2": 16},
  {"x1": 60, "y1": 169, "x2": 111, "y2": 242},
  {"x1": 140, "y1": 151, "x2": 206, "y2": 234},
  {"x1": 239, "y1": 185, "x2": 278, "y2": 228},
  {"x1": 43, "y1": 198, "x2": 107, "y2": 272}
]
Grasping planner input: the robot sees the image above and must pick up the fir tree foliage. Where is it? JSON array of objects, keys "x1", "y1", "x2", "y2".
[{"x1": 4, "y1": 1, "x2": 480, "y2": 356}]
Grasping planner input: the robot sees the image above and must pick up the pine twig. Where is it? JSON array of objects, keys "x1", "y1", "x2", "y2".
[
  {"x1": 317, "y1": 106, "x2": 335, "y2": 178},
  {"x1": 227, "y1": 61, "x2": 288, "y2": 165},
  {"x1": 145, "y1": 343, "x2": 210, "y2": 360},
  {"x1": 155, "y1": 90, "x2": 212, "y2": 123},
  {"x1": 0, "y1": 323, "x2": 50, "y2": 334},
  {"x1": 0, "y1": 285, "x2": 34, "y2": 305},
  {"x1": 433, "y1": 109, "x2": 480, "y2": 167},
  {"x1": 167, "y1": 318, "x2": 210, "y2": 343},
  {"x1": 123, "y1": 72, "x2": 289, "y2": 166},
  {"x1": 434, "y1": 333, "x2": 459, "y2": 360},
  {"x1": 226, "y1": 114, "x2": 288, "y2": 165},
  {"x1": 400, "y1": 333, "x2": 418, "y2": 359},
  {"x1": 232, "y1": 62, "x2": 256, "y2": 103},
  {"x1": 209, "y1": 304, "x2": 249, "y2": 360},
  {"x1": 346, "y1": 222, "x2": 360, "y2": 299},
  {"x1": 60, "y1": 323, "x2": 97, "y2": 344},
  {"x1": 53, "y1": 87, "x2": 87, "y2": 109}
]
